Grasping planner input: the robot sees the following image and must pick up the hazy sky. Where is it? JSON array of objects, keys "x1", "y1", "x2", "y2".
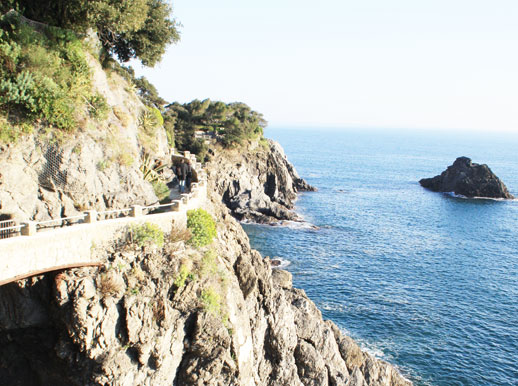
[{"x1": 133, "y1": 0, "x2": 518, "y2": 132}]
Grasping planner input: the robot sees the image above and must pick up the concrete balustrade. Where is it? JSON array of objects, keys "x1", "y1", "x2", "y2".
[
  {"x1": 21, "y1": 221, "x2": 37, "y2": 236},
  {"x1": 85, "y1": 210, "x2": 97, "y2": 224},
  {"x1": 131, "y1": 205, "x2": 143, "y2": 217},
  {"x1": 0, "y1": 164, "x2": 208, "y2": 286}
]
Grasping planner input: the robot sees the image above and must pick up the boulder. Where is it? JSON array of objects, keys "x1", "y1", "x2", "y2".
[{"x1": 419, "y1": 157, "x2": 514, "y2": 199}]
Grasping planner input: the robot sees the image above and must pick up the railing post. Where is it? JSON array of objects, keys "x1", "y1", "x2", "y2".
[
  {"x1": 130, "y1": 205, "x2": 143, "y2": 217},
  {"x1": 172, "y1": 200, "x2": 182, "y2": 211},
  {"x1": 84, "y1": 210, "x2": 97, "y2": 223},
  {"x1": 21, "y1": 221, "x2": 37, "y2": 236}
]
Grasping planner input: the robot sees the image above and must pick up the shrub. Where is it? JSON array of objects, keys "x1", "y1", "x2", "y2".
[
  {"x1": 187, "y1": 209, "x2": 217, "y2": 247},
  {"x1": 174, "y1": 264, "x2": 190, "y2": 289},
  {"x1": 200, "y1": 287, "x2": 222, "y2": 315},
  {"x1": 86, "y1": 92, "x2": 109, "y2": 120},
  {"x1": 169, "y1": 226, "x2": 191, "y2": 243},
  {"x1": 0, "y1": 16, "x2": 104, "y2": 140},
  {"x1": 99, "y1": 272, "x2": 124, "y2": 297},
  {"x1": 200, "y1": 249, "x2": 218, "y2": 277},
  {"x1": 152, "y1": 180, "x2": 169, "y2": 202},
  {"x1": 130, "y1": 222, "x2": 164, "y2": 247},
  {"x1": 138, "y1": 107, "x2": 163, "y2": 152}
]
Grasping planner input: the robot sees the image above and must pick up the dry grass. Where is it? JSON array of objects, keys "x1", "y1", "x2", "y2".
[
  {"x1": 112, "y1": 106, "x2": 132, "y2": 128},
  {"x1": 99, "y1": 271, "x2": 125, "y2": 297},
  {"x1": 131, "y1": 266, "x2": 146, "y2": 282},
  {"x1": 170, "y1": 226, "x2": 192, "y2": 243},
  {"x1": 152, "y1": 298, "x2": 166, "y2": 326}
]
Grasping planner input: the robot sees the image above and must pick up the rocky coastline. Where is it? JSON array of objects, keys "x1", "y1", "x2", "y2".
[
  {"x1": 0, "y1": 180, "x2": 411, "y2": 386},
  {"x1": 419, "y1": 156, "x2": 514, "y2": 199},
  {"x1": 0, "y1": 48, "x2": 411, "y2": 385},
  {"x1": 207, "y1": 139, "x2": 316, "y2": 224}
]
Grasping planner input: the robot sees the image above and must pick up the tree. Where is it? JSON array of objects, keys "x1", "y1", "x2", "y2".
[{"x1": 5, "y1": 0, "x2": 180, "y2": 66}]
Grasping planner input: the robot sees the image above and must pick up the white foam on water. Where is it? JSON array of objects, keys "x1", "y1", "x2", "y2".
[
  {"x1": 270, "y1": 257, "x2": 291, "y2": 269},
  {"x1": 444, "y1": 191, "x2": 514, "y2": 201}
]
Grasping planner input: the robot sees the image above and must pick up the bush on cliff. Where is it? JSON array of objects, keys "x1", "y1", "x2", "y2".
[
  {"x1": 187, "y1": 209, "x2": 217, "y2": 247},
  {"x1": 130, "y1": 222, "x2": 164, "y2": 248},
  {"x1": 164, "y1": 99, "x2": 267, "y2": 154},
  {"x1": 0, "y1": 14, "x2": 107, "y2": 140}
]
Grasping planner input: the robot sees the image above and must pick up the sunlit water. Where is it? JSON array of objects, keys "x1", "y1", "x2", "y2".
[{"x1": 243, "y1": 128, "x2": 518, "y2": 386}]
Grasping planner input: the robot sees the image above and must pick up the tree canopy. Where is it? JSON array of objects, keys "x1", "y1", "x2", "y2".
[
  {"x1": 2, "y1": 0, "x2": 180, "y2": 66},
  {"x1": 164, "y1": 99, "x2": 267, "y2": 154}
]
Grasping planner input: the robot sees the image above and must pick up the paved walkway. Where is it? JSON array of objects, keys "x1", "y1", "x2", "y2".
[{"x1": 0, "y1": 151, "x2": 207, "y2": 286}]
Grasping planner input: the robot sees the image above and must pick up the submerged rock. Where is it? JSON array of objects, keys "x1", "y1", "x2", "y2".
[{"x1": 419, "y1": 157, "x2": 514, "y2": 199}]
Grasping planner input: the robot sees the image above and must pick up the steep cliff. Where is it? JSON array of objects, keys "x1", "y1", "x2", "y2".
[
  {"x1": 0, "y1": 187, "x2": 410, "y2": 386},
  {"x1": 0, "y1": 53, "x2": 170, "y2": 223},
  {"x1": 207, "y1": 139, "x2": 316, "y2": 224}
]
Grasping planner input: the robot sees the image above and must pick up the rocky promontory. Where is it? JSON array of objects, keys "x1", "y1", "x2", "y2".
[
  {"x1": 419, "y1": 156, "x2": 514, "y2": 199},
  {"x1": 207, "y1": 139, "x2": 316, "y2": 224}
]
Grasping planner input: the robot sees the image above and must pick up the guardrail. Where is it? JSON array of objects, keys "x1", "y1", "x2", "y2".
[
  {"x1": 0, "y1": 151, "x2": 208, "y2": 286},
  {"x1": 0, "y1": 150, "x2": 207, "y2": 240}
]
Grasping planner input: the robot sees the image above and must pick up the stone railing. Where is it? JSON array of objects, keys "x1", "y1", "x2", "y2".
[{"x1": 0, "y1": 151, "x2": 207, "y2": 286}]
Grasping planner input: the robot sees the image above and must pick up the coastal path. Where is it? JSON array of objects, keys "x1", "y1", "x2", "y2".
[{"x1": 0, "y1": 151, "x2": 207, "y2": 286}]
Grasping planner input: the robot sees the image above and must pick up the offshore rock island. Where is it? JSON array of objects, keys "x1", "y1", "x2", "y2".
[
  {"x1": 419, "y1": 156, "x2": 514, "y2": 199},
  {"x1": 0, "y1": 10, "x2": 410, "y2": 386}
]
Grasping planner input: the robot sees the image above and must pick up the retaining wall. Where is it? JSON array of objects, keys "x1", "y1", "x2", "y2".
[{"x1": 0, "y1": 180, "x2": 207, "y2": 286}]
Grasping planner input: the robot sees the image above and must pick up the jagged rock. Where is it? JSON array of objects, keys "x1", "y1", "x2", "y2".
[
  {"x1": 207, "y1": 139, "x2": 316, "y2": 224},
  {"x1": 419, "y1": 156, "x2": 513, "y2": 199},
  {"x1": 0, "y1": 191, "x2": 411, "y2": 385}
]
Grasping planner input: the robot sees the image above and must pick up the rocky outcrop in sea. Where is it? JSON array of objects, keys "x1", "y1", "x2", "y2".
[
  {"x1": 207, "y1": 139, "x2": 316, "y2": 224},
  {"x1": 419, "y1": 156, "x2": 514, "y2": 199}
]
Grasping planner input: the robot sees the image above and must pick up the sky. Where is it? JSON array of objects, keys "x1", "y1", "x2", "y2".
[{"x1": 133, "y1": 0, "x2": 518, "y2": 132}]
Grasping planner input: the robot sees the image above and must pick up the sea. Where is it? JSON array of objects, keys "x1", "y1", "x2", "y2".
[{"x1": 242, "y1": 127, "x2": 518, "y2": 386}]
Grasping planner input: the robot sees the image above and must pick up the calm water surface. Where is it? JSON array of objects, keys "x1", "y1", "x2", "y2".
[{"x1": 243, "y1": 128, "x2": 518, "y2": 386}]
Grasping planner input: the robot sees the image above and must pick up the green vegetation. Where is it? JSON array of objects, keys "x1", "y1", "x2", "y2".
[
  {"x1": 187, "y1": 209, "x2": 217, "y2": 247},
  {"x1": 0, "y1": 14, "x2": 100, "y2": 140},
  {"x1": 199, "y1": 287, "x2": 222, "y2": 315},
  {"x1": 200, "y1": 249, "x2": 218, "y2": 277},
  {"x1": 139, "y1": 153, "x2": 169, "y2": 201},
  {"x1": 139, "y1": 153, "x2": 166, "y2": 182},
  {"x1": 130, "y1": 222, "x2": 164, "y2": 248},
  {"x1": 151, "y1": 180, "x2": 169, "y2": 201},
  {"x1": 138, "y1": 106, "x2": 163, "y2": 152},
  {"x1": 164, "y1": 98, "x2": 267, "y2": 155},
  {"x1": 86, "y1": 92, "x2": 109, "y2": 120},
  {"x1": 4, "y1": 0, "x2": 181, "y2": 66},
  {"x1": 173, "y1": 264, "x2": 191, "y2": 289}
]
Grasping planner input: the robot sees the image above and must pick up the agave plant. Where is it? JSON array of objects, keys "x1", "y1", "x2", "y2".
[{"x1": 140, "y1": 153, "x2": 167, "y2": 183}]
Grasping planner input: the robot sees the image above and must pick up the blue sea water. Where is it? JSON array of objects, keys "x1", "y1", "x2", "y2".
[{"x1": 242, "y1": 128, "x2": 518, "y2": 386}]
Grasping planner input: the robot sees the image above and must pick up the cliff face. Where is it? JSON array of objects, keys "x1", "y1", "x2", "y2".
[
  {"x1": 419, "y1": 156, "x2": 514, "y2": 199},
  {"x1": 207, "y1": 139, "x2": 316, "y2": 224},
  {"x1": 0, "y1": 53, "x2": 169, "y2": 223},
  {"x1": 0, "y1": 187, "x2": 410, "y2": 386}
]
